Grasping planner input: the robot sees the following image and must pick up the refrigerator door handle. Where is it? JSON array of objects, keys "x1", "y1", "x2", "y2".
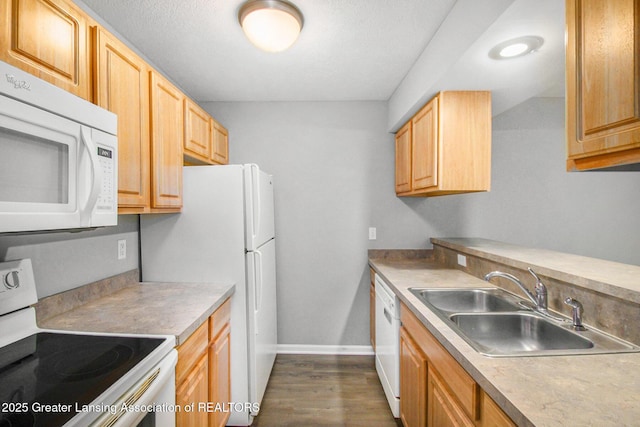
[
  {"x1": 254, "y1": 249, "x2": 263, "y2": 335},
  {"x1": 250, "y1": 164, "x2": 261, "y2": 244}
]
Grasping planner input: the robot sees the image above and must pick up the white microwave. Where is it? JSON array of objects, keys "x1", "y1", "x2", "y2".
[{"x1": 0, "y1": 61, "x2": 118, "y2": 233}]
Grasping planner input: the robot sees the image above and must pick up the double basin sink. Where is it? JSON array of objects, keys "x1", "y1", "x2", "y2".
[{"x1": 409, "y1": 287, "x2": 639, "y2": 357}]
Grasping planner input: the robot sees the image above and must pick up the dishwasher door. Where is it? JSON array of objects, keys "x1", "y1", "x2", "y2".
[{"x1": 374, "y1": 274, "x2": 400, "y2": 417}]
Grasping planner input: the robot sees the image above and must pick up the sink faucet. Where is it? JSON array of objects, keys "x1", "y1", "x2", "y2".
[{"x1": 484, "y1": 268, "x2": 548, "y2": 313}]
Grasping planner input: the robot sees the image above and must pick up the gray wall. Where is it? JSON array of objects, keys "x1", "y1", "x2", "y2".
[
  {"x1": 434, "y1": 97, "x2": 640, "y2": 266},
  {"x1": 202, "y1": 101, "x2": 454, "y2": 346},
  {"x1": 204, "y1": 98, "x2": 640, "y2": 347},
  {"x1": 0, "y1": 216, "x2": 139, "y2": 298}
]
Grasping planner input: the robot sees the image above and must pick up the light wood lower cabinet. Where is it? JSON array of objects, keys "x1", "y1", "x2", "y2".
[
  {"x1": 479, "y1": 391, "x2": 516, "y2": 427},
  {"x1": 176, "y1": 298, "x2": 231, "y2": 426},
  {"x1": 208, "y1": 299, "x2": 231, "y2": 427},
  {"x1": 176, "y1": 353, "x2": 209, "y2": 426},
  {"x1": 399, "y1": 327, "x2": 427, "y2": 427},
  {"x1": 370, "y1": 268, "x2": 376, "y2": 349},
  {"x1": 399, "y1": 302, "x2": 514, "y2": 427},
  {"x1": 427, "y1": 369, "x2": 474, "y2": 427}
]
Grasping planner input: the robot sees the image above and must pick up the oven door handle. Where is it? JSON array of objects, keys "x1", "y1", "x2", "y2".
[{"x1": 93, "y1": 350, "x2": 178, "y2": 427}]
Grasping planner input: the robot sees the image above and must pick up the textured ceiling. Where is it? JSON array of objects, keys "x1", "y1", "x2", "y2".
[
  {"x1": 79, "y1": 0, "x2": 565, "y2": 117},
  {"x1": 80, "y1": 0, "x2": 457, "y2": 102}
]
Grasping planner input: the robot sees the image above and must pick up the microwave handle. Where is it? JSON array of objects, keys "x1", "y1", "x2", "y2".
[{"x1": 80, "y1": 127, "x2": 102, "y2": 226}]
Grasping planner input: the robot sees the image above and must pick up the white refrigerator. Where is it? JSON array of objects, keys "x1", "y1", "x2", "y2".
[{"x1": 140, "y1": 164, "x2": 277, "y2": 426}]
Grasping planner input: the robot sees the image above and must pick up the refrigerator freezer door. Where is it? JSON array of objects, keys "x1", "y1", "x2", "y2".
[
  {"x1": 244, "y1": 164, "x2": 275, "y2": 251},
  {"x1": 246, "y1": 238, "x2": 278, "y2": 412}
]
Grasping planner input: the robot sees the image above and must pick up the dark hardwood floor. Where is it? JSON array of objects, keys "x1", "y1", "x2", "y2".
[{"x1": 251, "y1": 354, "x2": 402, "y2": 427}]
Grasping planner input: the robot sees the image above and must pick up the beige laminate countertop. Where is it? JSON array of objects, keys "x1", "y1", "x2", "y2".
[
  {"x1": 370, "y1": 257, "x2": 640, "y2": 427},
  {"x1": 38, "y1": 282, "x2": 235, "y2": 345}
]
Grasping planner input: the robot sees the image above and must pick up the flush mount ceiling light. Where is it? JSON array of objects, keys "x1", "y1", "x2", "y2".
[
  {"x1": 238, "y1": 0, "x2": 304, "y2": 53},
  {"x1": 488, "y1": 36, "x2": 544, "y2": 60}
]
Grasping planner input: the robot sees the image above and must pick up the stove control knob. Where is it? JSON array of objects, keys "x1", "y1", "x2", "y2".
[{"x1": 4, "y1": 270, "x2": 20, "y2": 289}]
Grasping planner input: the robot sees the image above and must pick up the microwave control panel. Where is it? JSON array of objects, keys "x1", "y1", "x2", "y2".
[{"x1": 96, "y1": 145, "x2": 115, "y2": 211}]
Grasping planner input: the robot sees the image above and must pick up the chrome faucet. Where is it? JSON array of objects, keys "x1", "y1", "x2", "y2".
[
  {"x1": 484, "y1": 268, "x2": 548, "y2": 313},
  {"x1": 564, "y1": 297, "x2": 586, "y2": 331}
]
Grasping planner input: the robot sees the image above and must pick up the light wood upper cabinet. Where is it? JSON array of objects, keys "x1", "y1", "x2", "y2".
[
  {"x1": 184, "y1": 98, "x2": 212, "y2": 163},
  {"x1": 566, "y1": 0, "x2": 640, "y2": 170},
  {"x1": 150, "y1": 70, "x2": 183, "y2": 210},
  {"x1": 93, "y1": 27, "x2": 150, "y2": 213},
  {"x1": 0, "y1": 0, "x2": 90, "y2": 100},
  {"x1": 183, "y1": 102, "x2": 229, "y2": 166},
  {"x1": 412, "y1": 97, "x2": 439, "y2": 191},
  {"x1": 395, "y1": 122, "x2": 412, "y2": 193},
  {"x1": 395, "y1": 91, "x2": 491, "y2": 197},
  {"x1": 211, "y1": 119, "x2": 229, "y2": 165}
]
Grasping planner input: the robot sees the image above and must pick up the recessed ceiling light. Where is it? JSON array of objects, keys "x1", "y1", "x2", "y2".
[
  {"x1": 489, "y1": 36, "x2": 544, "y2": 60},
  {"x1": 238, "y1": 0, "x2": 304, "y2": 53}
]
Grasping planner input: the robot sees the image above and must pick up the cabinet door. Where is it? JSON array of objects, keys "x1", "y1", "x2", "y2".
[
  {"x1": 93, "y1": 27, "x2": 150, "y2": 212},
  {"x1": 412, "y1": 97, "x2": 438, "y2": 190},
  {"x1": 395, "y1": 122, "x2": 412, "y2": 193},
  {"x1": 211, "y1": 120, "x2": 229, "y2": 165},
  {"x1": 184, "y1": 98, "x2": 211, "y2": 162},
  {"x1": 150, "y1": 70, "x2": 183, "y2": 209},
  {"x1": 176, "y1": 354, "x2": 209, "y2": 427},
  {"x1": 370, "y1": 283, "x2": 375, "y2": 350},
  {"x1": 480, "y1": 391, "x2": 516, "y2": 427},
  {"x1": 427, "y1": 370, "x2": 474, "y2": 427},
  {"x1": 399, "y1": 327, "x2": 427, "y2": 427},
  {"x1": 209, "y1": 323, "x2": 231, "y2": 427},
  {"x1": 566, "y1": 0, "x2": 640, "y2": 169},
  {"x1": 0, "y1": 0, "x2": 90, "y2": 100}
]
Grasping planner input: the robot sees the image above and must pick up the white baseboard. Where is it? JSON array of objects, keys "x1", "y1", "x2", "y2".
[{"x1": 277, "y1": 344, "x2": 374, "y2": 355}]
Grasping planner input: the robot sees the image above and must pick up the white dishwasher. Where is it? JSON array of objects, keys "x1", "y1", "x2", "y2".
[{"x1": 374, "y1": 273, "x2": 400, "y2": 417}]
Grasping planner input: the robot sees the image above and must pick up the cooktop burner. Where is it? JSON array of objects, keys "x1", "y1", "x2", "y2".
[{"x1": 0, "y1": 332, "x2": 164, "y2": 427}]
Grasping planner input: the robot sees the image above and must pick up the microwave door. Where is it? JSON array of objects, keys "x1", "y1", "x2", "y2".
[{"x1": 0, "y1": 95, "x2": 81, "y2": 232}]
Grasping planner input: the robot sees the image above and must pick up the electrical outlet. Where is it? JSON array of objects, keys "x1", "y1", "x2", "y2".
[
  {"x1": 117, "y1": 239, "x2": 126, "y2": 260},
  {"x1": 369, "y1": 227, "x2": 377, "y2": 240},
  {"x1": 457, "y1": 254, "x2": 467, "y2": 267}
]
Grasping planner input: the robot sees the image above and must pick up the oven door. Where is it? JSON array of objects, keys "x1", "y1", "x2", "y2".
[
  {"x1": 90, "y1": 349, "x2": 178, "y2": 427},
  {"x1": 0, "y1": 94, "x2": 113, "y2": 233}
]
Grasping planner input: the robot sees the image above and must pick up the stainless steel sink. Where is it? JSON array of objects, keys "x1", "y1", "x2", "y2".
[
  {"x1": 449, "y1": 313, "x2": 595, "y2": 356},
  {"x1": 410, "y1": 288, "x2": 523, "y2": 314},
  {"x1": 408, "y1": 287, "x2": 640, "y2": 357}
]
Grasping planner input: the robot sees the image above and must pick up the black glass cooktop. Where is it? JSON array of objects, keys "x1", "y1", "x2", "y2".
[{"x1": 0, "y1": 332, "x2": 164, "y2": 427}]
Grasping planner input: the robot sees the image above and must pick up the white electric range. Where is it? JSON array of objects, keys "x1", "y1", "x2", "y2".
[{"x1": 0, "y1": 259, "x2": 178, "y2": 427}]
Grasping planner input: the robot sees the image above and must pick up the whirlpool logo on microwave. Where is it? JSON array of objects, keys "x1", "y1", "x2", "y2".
[{"x1": 5, "y1": 74, "x2": 31, "y2": 91}]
